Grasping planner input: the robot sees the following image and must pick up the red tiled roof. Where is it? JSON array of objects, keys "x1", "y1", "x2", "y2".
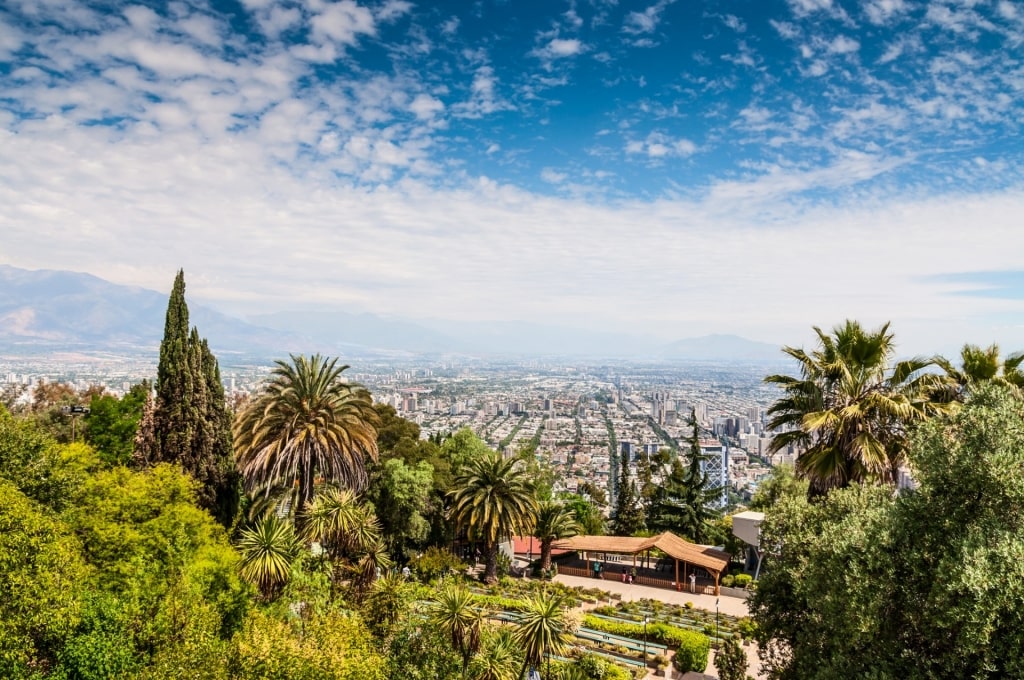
[{"x1": 512, "y1": 536, "x2": 569, "y2": 557}]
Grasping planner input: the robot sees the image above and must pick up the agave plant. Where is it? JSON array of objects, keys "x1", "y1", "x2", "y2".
[{"x1": 237, "y1": 515, "x2": 301, "y2": 599}]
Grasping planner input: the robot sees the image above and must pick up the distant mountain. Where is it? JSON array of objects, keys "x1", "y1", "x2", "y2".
[
  {"x1": 660, "y1": 334, "x2": 782, "y2": 361},
  {"x1": 0, "y1": 265, "x2": 305, "y2": 356},
  {"x1": 0, "y1": 265, "x2": 786, "y2": 361}
]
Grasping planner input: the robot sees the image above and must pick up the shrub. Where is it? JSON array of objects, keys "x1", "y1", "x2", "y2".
[
  {"x1": 737, "y1": 617, "x2": 758, "y2": 640},
  {"x1": 409, "y1": 547, "x2": 466, "y2": 582},
  {"x1": 672, "y1": 631, "x2": 711, "y2": 673},
  {"x1": 581, "y1": 615, "x2": 710, "y2": 654},
  {"x1": 734, "y1": 574, "x2": 752, "y2": 588},
  {"x1": 684, "y1": 601, "x2": 694, "y2": 609},
  {"x1": 713, "y1": 636, "x2": 749, "y2": 680},
  {"x1": 721, "y1": 575, "x2": 735, "y2": 588},
  {"x1": 652, "y1": 654, "x2": 668, "y2": 669}
]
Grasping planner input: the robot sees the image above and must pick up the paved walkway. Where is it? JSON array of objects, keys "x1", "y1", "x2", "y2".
[
  {"x1": 551, "y1": 574, "x2": 764, "y2": 680},
  {"x1": 553, "y1": 573, "x2": 751, "y2": 618}
]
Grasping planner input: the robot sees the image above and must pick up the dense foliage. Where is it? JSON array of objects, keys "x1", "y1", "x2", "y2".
[{"x1": 752, "y1": 386, "x2": 1024, "y2": 679}]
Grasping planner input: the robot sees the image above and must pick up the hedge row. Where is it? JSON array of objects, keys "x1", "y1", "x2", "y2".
[{"x1": 581, "y1": 615, "x2": 710, "y2": 672}]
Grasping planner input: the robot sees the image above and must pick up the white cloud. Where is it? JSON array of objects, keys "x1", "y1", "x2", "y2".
[
  {"x1": 531, "y1": 37, "x2": 586, "y2": 61},
  {"x1": 828, "y1": 35, "x2": 860, "y2": 54},
  {"x1": 309, "y1": 0, "x2": 376, "y2": 47},
  {"x1": 626, "y1": 132, "x2": 696, "y2": 158},
  {"x1": 409, "y1": 93, "x2": 444, "y2": 119},
  {"x1": 623, "y1": 0, "x2": 676, "y2": 35},
  {"x1": 541, "y1": 168, "x2": 568, "y2": 183},
  {"x1": 864, "y1": 0, "x2": 909, "y2": 25}
]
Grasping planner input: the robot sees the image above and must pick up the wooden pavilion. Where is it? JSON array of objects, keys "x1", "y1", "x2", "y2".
[{"x1": 552, "y1": 532, "x2": 731, "y2": 595}]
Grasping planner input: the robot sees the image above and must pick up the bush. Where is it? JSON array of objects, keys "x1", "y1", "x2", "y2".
[
  {"x1": 736, "y1": 617, "x2": 757, "y2": 640},
  {"x1": 684, "y1": 601, "x2": 694, "y2": 609},
  {"x1": 409, "y1": 547, "x2": 466, "y2": 582},
  {"x1": 713, "y1": 635, "x2": 749, "y2": 680},
  {"x1": 734, "y1": 574, "x2": 752, "y2": 588},
  {"x1": 672, "y1": 630, "x2": 711, "y2": 673},
  {"x1": 581, "y1": 614, "x2": 710, "y2": 655},
  {"x1": 721, "y1": 575, "x2": 735, "y2": 588}
]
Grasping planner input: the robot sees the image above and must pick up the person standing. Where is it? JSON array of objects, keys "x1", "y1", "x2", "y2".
[{"x1": 689, "y1": 572, "x2": 696, "y2": 593}]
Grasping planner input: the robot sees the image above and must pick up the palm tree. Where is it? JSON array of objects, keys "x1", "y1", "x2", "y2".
[
  {"x1": 765, "y1": 320, "x2": 949, "y2": 496},
  {"x1": 303, "y1": 487, "x2": 388, "y2": 592},
  {"x1": 532, "y1": 501, "x2": 581, "y2": 572},
  {"x1": 233, "y1": 354, "x2": 379, "y2": 519},
  {"x1": 449, "y1": 450, "x2": 538, "y2": 583},
  {"x1": 515, "y1": 590, "x2": 575, "y2": 680},
  {"x1": 467, "y1": 629, "x2": 520, "y2": 680},
  {"x1": 237, "y1": 515, "x2": 301, "y2": 599},
  {"x1": 429, "y1": 582, "x2": 485, "y2": 676},
  {"x1": 935, "y1": 343, "x2": 1024, "y2": 399}
]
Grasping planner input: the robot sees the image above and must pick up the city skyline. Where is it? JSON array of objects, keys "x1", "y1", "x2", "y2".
[{"x1": 2, "y1": 0, "x2": 1023, "y2": 355}]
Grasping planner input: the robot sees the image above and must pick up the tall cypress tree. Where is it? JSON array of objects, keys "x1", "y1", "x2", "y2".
[
  {"x1": 612, "y1": 450, "x2": 646, "y2": 536},
  {"x1": 144, "y1": 270, "x2": 238, "y2": 525}
]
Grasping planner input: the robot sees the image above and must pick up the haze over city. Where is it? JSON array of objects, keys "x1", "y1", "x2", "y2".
[{"x1": 2, "y1": 0, "x2": 1023, "y2": 356}]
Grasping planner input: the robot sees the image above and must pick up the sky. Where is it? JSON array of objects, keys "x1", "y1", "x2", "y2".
[{"x1": 1, "y1": 0, "x2": 1023, "y2": 356}]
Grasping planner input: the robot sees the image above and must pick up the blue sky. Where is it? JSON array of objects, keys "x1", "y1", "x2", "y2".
[{"x1": 1, "y1": 0, "x2": 1023, "y2": 355}]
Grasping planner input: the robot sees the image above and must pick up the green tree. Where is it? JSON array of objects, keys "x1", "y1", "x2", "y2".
[
  {"x1": 368, "y1": 457, "x2": 434, "y2": 559},
  {"x1": 449, "y1": 450, "x2": 538, "y2": 583},
  {"x1": 559, "y1": 493, "x2": 604, "y2": 535},
  {"x1": 85, "y1": 381, "x2": 148, "y2": 466},
  {"x1": 611, "y1": 451, "x2": 645, "y2": 536},
  {"x1": 764, "y1": 320, "x2": 949, "y2": 496},
  {"x1": 233, "y1": 354, "x2": 379, "y2": 519},
  {"x1": 532, "y1": 500, "x2": 581, "y2": 571},
  {"x1": 514, "y1": 590, "x2": 575, "y2": 679},
  {"x1": 748, "y1": 463, "x2": 807, "y2": 511},
  {"x1": 752, "y1": 386, "x2": 1024, "y2": 679},
  {"x1": 650, "y1": 410, "x2": 721, "y2": 543},
  {"x1": 714, "y1": 636, "x2": 750, "y2": 680},
  {"x1": 0, "y1": 480, "x2": 89, "y2": 677},
  {"x1": 147, "y1": 271, "x2": 237, "y2": 523}
]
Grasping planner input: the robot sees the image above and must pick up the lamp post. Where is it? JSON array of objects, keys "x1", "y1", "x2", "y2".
[
  {"x1": 715, "y1": 598, "x2": 720, "y2": 647},
  {"x1": 643, "y1": 615, "x2": 649, "y2": 661},
  {"x1": 60, "y1": 405, "x2": 90, "y2": 442}
]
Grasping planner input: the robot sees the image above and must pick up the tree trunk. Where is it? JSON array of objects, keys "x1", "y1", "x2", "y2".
[
  {"x1": 541, "y1": 539, "x2": 553, "y2": 571},
  {"x1": 484, "y1": 541, "x2": 499, "y2": 583}
]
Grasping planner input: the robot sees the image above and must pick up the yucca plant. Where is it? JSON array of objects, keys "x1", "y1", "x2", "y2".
[
  {"x1": 429, "y1": 582, "x2": 485, "y2": 676},
  {"x1": 237, "y1": 515, "x2": 301, "y2": 599},
  {"x1": 515, "y1": 590, "x2": 575, "y2": 679},
  {"x1": 468, "y1": 628, "x2": 521, "y2": 680}
]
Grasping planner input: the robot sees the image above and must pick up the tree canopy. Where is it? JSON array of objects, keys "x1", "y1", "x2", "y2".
[{"x1": 752, "y1": 385, "x2": 1024, "y2": 679}]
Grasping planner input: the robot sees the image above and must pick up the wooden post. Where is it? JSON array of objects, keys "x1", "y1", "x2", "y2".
[
  {"x1": 714, "y1": 570, "x2": 720, "y2": 596},
  {"x1": 675, "y1": 558, "x2": 680, "y2": 591}
]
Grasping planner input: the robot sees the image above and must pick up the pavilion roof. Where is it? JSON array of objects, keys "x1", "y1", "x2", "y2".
[{"x1": 552, "y1": 532, "x2": 730, "y2": 574}]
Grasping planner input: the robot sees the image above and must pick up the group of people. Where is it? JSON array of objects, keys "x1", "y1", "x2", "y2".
[{"x1": 620, "y1": 566, "x2": 638, "y2": 584}]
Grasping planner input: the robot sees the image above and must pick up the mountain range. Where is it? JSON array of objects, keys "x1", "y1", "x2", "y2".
[{"x1": 0, "y1": 265, "x2": 784, "y2": 361}]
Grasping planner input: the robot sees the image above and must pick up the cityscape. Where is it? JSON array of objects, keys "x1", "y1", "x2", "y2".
[{"x1": 1, "y1": 350, "x2": 796, "y2": 512}]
